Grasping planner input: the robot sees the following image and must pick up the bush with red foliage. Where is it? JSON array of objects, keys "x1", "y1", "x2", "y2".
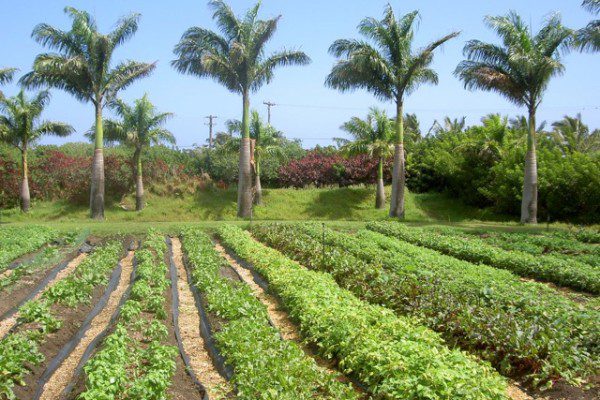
[{"x1": 278, "y1": 151, "x2": 392, "y2": 188}]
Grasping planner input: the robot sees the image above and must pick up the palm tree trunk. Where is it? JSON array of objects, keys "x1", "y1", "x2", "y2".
[
  {"x1": 254, "y1": 155, "x2": 262, "y2": 205},
  {"x1": 20, "y1": 147, "x2": 30, "y2": 213},
  {"x1": 521, "y1": 107, "x2": 538, "y2": 224},
  {"x1": 134, "y1": 147, "x2": 144, "y2": 211},
  {"x1": 389, "y1": 99, "x2": 406, "y2": 218},
  {"x1": 237, "y1": 91, "x2": 253, "y2": 218},
  {"x1": 90, "y1": 102, "x2": 105, "y2": 219},
  {"x1": 376, "y1": 157, "x2": 385, "y2": 209}
]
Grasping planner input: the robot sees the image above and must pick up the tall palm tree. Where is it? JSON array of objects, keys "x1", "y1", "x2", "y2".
[
  {"x1": 577, "y1": 0, "x2": 600, "y2": 51},
  {"x1": 223, "y1": 110, "x2": 286, "y2": 204},
  {"x1": 455, "y1": 12, "x2": 572, "y2": 223},
  {"x1": 0, "y1": 90, "x2": 73, "y2": 212},
  {"x1": 326, "y1": 6, "x2": 459, "y2": 218},
  {"x1": 20, "y1": 7, "x2": 156, "y2": 219},
  {"x1": 552, "y1": 113, "x2": 600, "y2": 153},
  {"x1": 0, "y1": 68, "x2": 17, "y2": 99},
  {"x1": 172, "y1": 0, "x2": 310, "y2": 218},
  {"x1": 338, "y1": 107, "x2": 394, "y2": 208},
  {"x1": 88, "y1": 94, "x2": 174, "y2": 211}
]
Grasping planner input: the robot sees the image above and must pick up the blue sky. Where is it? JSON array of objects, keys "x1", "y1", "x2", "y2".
[{"x1": 1, "y1": 0, "x2": 599, "y2": 148}]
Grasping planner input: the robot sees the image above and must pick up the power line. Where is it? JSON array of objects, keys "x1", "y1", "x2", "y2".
[
  {"x1": 263, "y1": 101, "x2": 276, "y2": 125},
  {"x1": 205, "y1": 115, "x2": 217, "y2": 148}
]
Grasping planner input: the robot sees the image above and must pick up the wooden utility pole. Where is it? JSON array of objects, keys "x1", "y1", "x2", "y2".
[
  {"x1": 205, "y1": 115, "x2": 217, "y2": 148},
  {"x1": 263, "y1": 101, "x2": 276, "y2": 125}
]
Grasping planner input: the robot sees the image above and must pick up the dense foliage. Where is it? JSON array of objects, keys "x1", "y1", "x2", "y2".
[
  {"x1": 182, "y1": 228, "x2": 356, "y2": 399},
  {"x1": 219, "y1": 225, "x2": 507, "y2": 399},
  {"x1": 0, "y1": 225, "x2": 56, "y2": 271}
]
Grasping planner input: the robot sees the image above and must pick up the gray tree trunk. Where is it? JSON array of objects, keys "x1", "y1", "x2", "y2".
[
  {"x1": 389, "y1": 100, "x2": 406, "y2": 218},
  {"x1": 134, "y1": 148, "x2": 144, "y2": 211},
  {"x1": 238, "y1": 138, "x2": 253, "y2": 217},
  {"x1": 376, "y1": 158, "x2": 385, "y2": 209},
  {"x1": 90, "y1": 103, "x2": 105, "y2": 219},
  {"x1": 20, "y1": 149, "x2": 30, "y2": 213},
  {"x1": 254, "y1": 173, "x2": 262, "y2": 205},
  {"x1": 520, "y1": 108, "x2": 538, "y2": 223}
]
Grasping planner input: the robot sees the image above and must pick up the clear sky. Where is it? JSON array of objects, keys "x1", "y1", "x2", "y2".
[{"x1": 1, "y1": 0, "x2": 599, "y2": 148}]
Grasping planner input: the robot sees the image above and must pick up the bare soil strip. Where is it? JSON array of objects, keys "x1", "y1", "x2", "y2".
[
  {"x1": 36, "y1": 250, "x2": 135, "y2": 400},
  {"x1": 170, "y1": 237, "x2": 231, "y2": 399},
  {"x1": 0, "y1": 252, "x2": 87, "y2": 339},
  {"x1": 214, "y1": 241, "x2": 366, "y2": 396}
]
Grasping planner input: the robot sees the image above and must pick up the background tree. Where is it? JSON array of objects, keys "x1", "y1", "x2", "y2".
[
  {"x1": 552, "y1": 113, "x2": 600, "y2": 153},
  {"x1": 88, "y1": 94, "x2": 174, "y2": 211},
  {"x1": 577, "y1": 0, "x2": 600, "y2": 51},
  {"x1": 337, "y1": 107, "x2": 394, "y2": 208},
  {"x1": 455, "y1": 12, "x2": 572, "y2": 223},
  {"x1": 21, "y1": 7, "x2": 155, "y2": 219},
  {"x1": 0, "y1": 90, "x2": 73, "y2": 212},
  {"x1": 0, "y1": 68, "x2": 17, "y2": 99},
  {"x1": 222, "y1": 110, "x2": 286, "y2": 204},
  {"x1": 172, "y1": 0, "x2": 310, "y2": 217},
  {"x1": 326, "y1": 6, "x2": 459, "y2": 219}
]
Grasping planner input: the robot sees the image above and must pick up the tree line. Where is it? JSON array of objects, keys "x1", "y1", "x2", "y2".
[{"x1": 1, "y1": 0, "x2": 598, "y2": 222}]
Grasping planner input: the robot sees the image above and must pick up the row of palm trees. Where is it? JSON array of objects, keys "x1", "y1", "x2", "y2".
[{"x1": 1, "y1": 1, "x2": 598, "y2": 222}]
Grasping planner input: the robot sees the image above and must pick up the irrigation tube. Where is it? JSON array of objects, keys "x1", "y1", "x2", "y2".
[
  {"x1": 33, "y1": 261, "x2": 124, "y2": 400},
  {"x1": 58, "y1": 243, "x2": 139, "y2": 400},
  {"x1": 179, "y1": 242, "x2": 235, "y2": 382},
  {"x1": 166, "y1": 236, "x2": 209, "y2": 400}
]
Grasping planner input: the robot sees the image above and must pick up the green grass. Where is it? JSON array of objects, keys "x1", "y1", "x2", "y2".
[{"x1": 0, "y1": 186, "x2": 583, "y2": 235}]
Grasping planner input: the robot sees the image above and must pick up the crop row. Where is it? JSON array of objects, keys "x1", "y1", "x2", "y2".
[
  {"x1": 219, "y1": 225, "x2": 507, "y2": 399},
  {"x1": 367, "y1": 222, "x2": 600, "y2": 294},
  {"x1": 0, "y1": 241, "x2": 122, "y2": 400},
  {"x1": 181, "y1": 227, "x2": 357, "y2": 399},
  {"x1": 251, "y1": 223, "x2": 600, "y2": 387},
  {"x1": 424, "y1": 226, "x2": 599, "y2": 268},
  {"x1": 0, "y1": 225, "x2": 57, "y2": 272},
  {"x1": 79, "y1": 231, "x2": 177, "y2": 399}
]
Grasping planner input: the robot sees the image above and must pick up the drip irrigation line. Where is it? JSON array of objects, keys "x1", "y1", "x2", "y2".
[
  {"x1": 166, "y1": 236, "x2": 209, "y2": 400},
  {"x1": 33, "y1": 261, "x2": 124, "y2": 400},
  {"x1": 60, "y1": 242, "x2": 139, "y2": 400}
]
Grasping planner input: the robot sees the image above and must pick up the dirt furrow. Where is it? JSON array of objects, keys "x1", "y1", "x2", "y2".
[
  {"x1": 170, "y1": 237, "x2": 230, "y2": 399},
  {"x1": 36, "y1": 250, "x2": 135, "y2": 400},
  {"x1": 0, "y1": 252, "x2": 87, "y2": 339}
]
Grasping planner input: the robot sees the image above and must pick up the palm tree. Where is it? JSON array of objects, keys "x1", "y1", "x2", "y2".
[
  {"x1": 552, "y1": 113, "x2": 600, "y2": 153},
  {"x1": 0, "y1": 68, "x2": 17, "y2": 99},
  {"x1": 172, "y1": 0, "x2": 310, "y2": 217},
  {"x1": 222, "y1": 110, "x2": 286, "y2": 204},
  {"x1": 455, "y1": 12, "x2": 572, "y2": 223},
  {"x1": 326, "y1": 6, "x2": 459, "y2": 218},
  {"x1": 577, "y1": 0, "x2": 600, "y2": 51},
  {"x1": 0, "y1": 90, "x2": 73, "y2": 212},
  {"x1": 20, "y1": 7, "x2": 156, "y2": 219},
  {"x1": 338, "y1": 108, "x2": 394, "y2": 208},
  {"x1": 88, "y1": 94, "x2": 174, "y2": 211}
]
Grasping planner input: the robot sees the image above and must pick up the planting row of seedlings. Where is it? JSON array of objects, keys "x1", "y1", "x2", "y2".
[
  {"x1": 367, "y1": 222, "x2": 600, "y2": 294},
  {"x1": 218, "y1": 225, "x2": 508, "y2": 400},
  {"x1": 0, "y1": 240, "x2": 123, "y2": 400},
  {"x1": 75, "y1": 231, "x2": 181, "y2": 399},
  {"x1": 423, "y1": 226, "x2": 600, "y2": 268},
  {"x1": 0, "y1": 225, "x2": 58, "y2": 272},
  {"x1": 181, "y1": 227, "x2": 358, "y2": 399},
  {"x1": 251, "y1": 223, "x2": 599, "y2": 390}
]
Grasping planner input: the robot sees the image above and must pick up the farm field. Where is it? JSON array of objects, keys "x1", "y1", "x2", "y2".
[{"x1": 0, "y1": 223, "x2": 597, "y2": 400}]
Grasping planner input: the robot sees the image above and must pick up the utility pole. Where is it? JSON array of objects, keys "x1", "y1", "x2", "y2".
[
  {"x1": 205, "y1": 115, "x2": 217, "y2": 148},
  {"x1": 263, "y1": 101, "x2": 276, "y2": 125}
]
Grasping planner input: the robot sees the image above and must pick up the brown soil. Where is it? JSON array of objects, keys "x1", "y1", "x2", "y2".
[
  {"x1": 170, "y1": 237, "x2": 232, "y2": 399},
  {"x1": 36, "y1": 250, "x2": 135, "y2": 400},
  {"x1": 214, "y1": 241, "x2": 367, "y2": 398},
  {"x1": 0, "y1": 253, "x2": 87, "y2": 339}
]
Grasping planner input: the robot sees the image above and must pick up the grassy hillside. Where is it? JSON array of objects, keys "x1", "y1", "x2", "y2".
[{"x1": 1, "y1": 186, "x2": 508, "y2": 224}]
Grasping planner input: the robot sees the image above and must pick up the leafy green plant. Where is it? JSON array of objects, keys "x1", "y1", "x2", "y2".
[
  {"x1": 0, "y1": 225, "x2": 57, "y2": 272},
  {"x1": 17, "y1": 300, "x2": 62, "y2": 333}
]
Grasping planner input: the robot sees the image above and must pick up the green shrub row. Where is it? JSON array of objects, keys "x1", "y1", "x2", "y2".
[
  {"x1": 79, "y1": 230, "x2": 177, "y2": 400},
  {"x1": 368, "y1": 222, "x2": 600, "y2": 294},
  {"x1": 263, "y1": 222, "x2": 598, "y2": 386},
  {"x1": 0, "y1": 225, "x2": 57, "y2": 272},
  {"x1": 220, "y1": 225, "x2": 507, "y2": 399},
  {"x1": 0, "y1": 240, "x2": 123, "y2": 399},
  {"x1": 182, "y1": 227, "x2": 357, "y2": 399}
]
